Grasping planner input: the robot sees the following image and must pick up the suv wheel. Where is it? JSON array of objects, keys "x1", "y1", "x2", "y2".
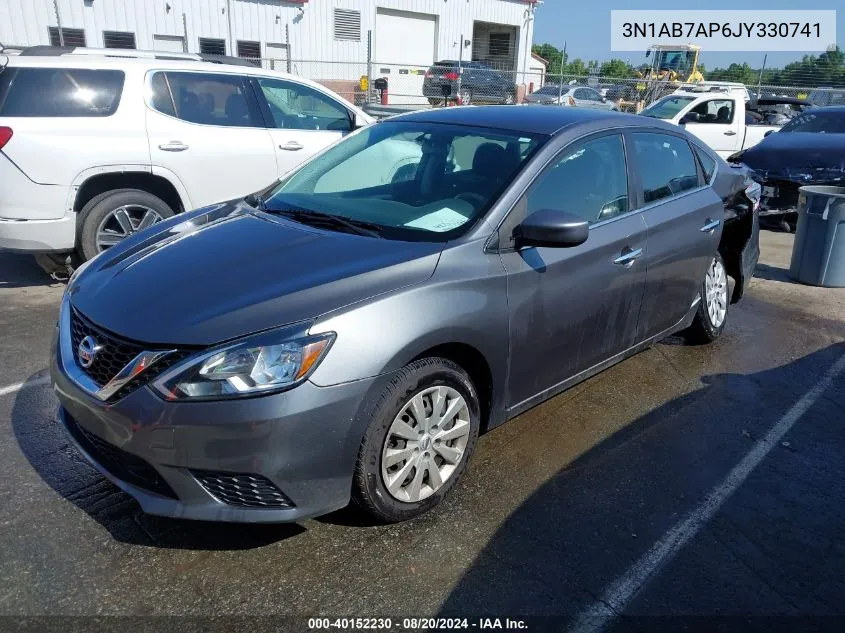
[
  {"x1": 78, "y1": 189, "x2": 174, "y2": 261},
  {"x1": 685, "y1": 253, "x2": 729, "y2": 343},
  {"x1": 352, "y1": 358, "x2": 480, "y2": 523}
]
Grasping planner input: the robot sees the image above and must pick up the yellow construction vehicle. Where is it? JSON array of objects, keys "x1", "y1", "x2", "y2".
[{"x1": 617, "y1": 44, "x2": 705, "y2": 112}]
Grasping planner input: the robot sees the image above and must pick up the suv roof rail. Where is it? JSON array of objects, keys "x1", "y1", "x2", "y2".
[{"x1": 17, "y1": 45, "x2": 260, "y2": 68}]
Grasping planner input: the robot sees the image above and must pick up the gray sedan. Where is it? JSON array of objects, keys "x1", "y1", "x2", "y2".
[
  {"x1": 52, "y1": 106, "x2": 759, "y2": 524},
  {"x1": 524, "y1": 84, "x2": 616, "y2": 109}
]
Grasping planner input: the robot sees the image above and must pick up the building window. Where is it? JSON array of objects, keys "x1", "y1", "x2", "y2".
[
  {"x1": 237, "y1": 40, "x2": 261, "y2": 66},
  {"x1": 334, "y1": 9, "x2": 361, "y2": 41},
  {"x1": 488, "y1": 33, "x2": 511, "y2": 57},
  {"x1": 103, "y1": 31, "x2": 137, "y2": 49},
  {"x1": 48, "y1": 27, "x2": 86, "y2": 47},
  {"x1": 199, "y1": 38, "x2": 226, "y2": 56}
]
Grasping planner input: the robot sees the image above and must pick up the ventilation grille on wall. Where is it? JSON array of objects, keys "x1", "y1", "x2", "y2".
[
  {"x1": 334, "y1": 8, "x2": 361, "y2": 42},
  {"x1": 103, "y1": 31, "x2": 137, "y2": 49},
  {"x1": 199, "y1": 37, "x2": 226, "y2": 56},
  {"x1": 48, "y1": 27, "x2": 86, "y2": 47}
]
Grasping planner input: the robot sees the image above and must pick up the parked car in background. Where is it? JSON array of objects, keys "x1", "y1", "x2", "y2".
[
  {"x1": 0, "y1": 47, "x2": 373, "y2": 265},
  {"x1": 52, "y1": 106, "x2": 759, "y2": 525},
  {"x1": 728, "y1": 106, "x2": 845, "y2": 231},
  {"x1": 422, "y1": 60, "x2": 516, "y2": 106},
  {"x1": 641, "y1": 92, "x2": 781, "y2": 158},
  {"x1": 524, "y1": 84, "x2": 616, "y2": 110},
  {"x1": 806, "y1": 87, "x2": 845, "y2": 108}
]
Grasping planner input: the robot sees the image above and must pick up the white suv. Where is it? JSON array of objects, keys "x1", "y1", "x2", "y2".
[{"x1": 0, "y1": 48, "x2": 372, "y2": 262}]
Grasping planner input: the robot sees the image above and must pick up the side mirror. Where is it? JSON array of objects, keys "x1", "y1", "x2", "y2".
[
  {"x1": 764, "y1": 129, "x2": 774, "y2": 138},
  {"x1": 514, "y1": 208, "x2": 589, "y2": 248},
  {"x1": 679, "y1": 113, "x2": 696, "y2": 125},
  {"x1": 352, "y1": 111, "x2": 369, "y2": 129}
]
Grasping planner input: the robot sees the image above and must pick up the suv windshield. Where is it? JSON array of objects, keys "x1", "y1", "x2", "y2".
[
  {"x1": 640, "y1": 95, "x2": 696, "y2": 119},
  {"x1": 264, "y1": 121, "x2": 546, "y2": 241},
  {"x1": 779, "y1": 110, "x2": 845, "y2": 133}
]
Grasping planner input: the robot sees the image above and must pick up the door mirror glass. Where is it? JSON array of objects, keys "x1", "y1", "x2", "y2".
[
  {"x1": 514, "y1": 208, "x2": 589, "y2": 248},
  {"x1": 679, "y1": 112, "x2": 698, "y2": 125}
]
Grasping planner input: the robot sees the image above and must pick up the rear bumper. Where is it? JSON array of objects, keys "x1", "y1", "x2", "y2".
[{"x1": 0, "y1": 213, "x2": 76, "y2": 252}]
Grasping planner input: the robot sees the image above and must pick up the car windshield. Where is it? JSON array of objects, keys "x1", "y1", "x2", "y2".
[
  {"x1": 263, "y1": 121, "x2": 546, "y2": 241},
  {"x1": 779, "y1": 110, "x2": 845, "y2": 133},
  {"x1": 640, "y1": 96, "x2": 696, "y2": 119}
]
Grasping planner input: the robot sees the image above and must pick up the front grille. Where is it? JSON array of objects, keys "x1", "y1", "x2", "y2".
[
  {"x1": 69, "y1": 307, "x2": 191, "y2": 401},
  {"x1": 65, "y1": 413, "x2": 178, "y2": 499},
  {"x1": 191, "y1": 470, "x2": 295, "y2": 508},
  {"x1": 70, "y1": 308, "x2": 145, "y2": 387}
]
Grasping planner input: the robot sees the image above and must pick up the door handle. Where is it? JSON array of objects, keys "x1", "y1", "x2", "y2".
[
  {"x1": 613, "y1": 247, "x2": 643, "y2": 267},
  {"x1": 700, "y1": 219, "x2": 721, "y2": 234},
  {"x1": 158, "y1": 141, "x2": 189, "y2": 152},
  {"x1": 279, "y1": 141, "x2": 304, "y2": 151},
  {"x1": 724, "y1": 131, "x2": 737, "y2": 136}
]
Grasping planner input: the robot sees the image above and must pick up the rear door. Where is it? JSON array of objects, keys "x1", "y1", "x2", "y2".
[
  {"x1": 630, "y1": 130, "x2": 723, "y2": 338},
  {"x1": 500, "y1": 132, "x2": 648, "y2": 408},
  {"x1": 683, "y1": 98, "x2": 742, "y2": 157},
  {"x1": 145, "y1": 70, "x2": 278, "y2": 208},
  {"x1": 252, "y1": 77, "x2": 352, "y2": 177}
]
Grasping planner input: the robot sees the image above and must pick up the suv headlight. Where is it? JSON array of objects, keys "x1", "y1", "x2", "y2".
[{"x1": 153, "y1": 329, "x2": 334, "y2": 401}]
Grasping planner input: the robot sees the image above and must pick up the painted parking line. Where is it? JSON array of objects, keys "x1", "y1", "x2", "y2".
[
  {"x1": 569, "y1": 350, "x2": 845, "y2": 633},
  {"x1": 0, "y1": 375, "x2": 51, "y2": 398}
]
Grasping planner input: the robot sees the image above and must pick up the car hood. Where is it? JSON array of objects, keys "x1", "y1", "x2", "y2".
[
  {"x1": 738, "y1": 133, "x2": 845, "y2": 181},
  {"x1": 68, "y1": 200, "x2": 444, "y2": 346}
]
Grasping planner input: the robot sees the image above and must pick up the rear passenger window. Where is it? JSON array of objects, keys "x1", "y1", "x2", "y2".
[
  {"x1": 156, "y1": 72, "x2": 263, "y2": 128},
  {"x1": 0, "y1": 68, "x2": 124, "y2": 117},
  {"x1": 693, "y1": 145, "x2": 717, "y2": 184},
  {"x1": 527, "y1": 134, "x2": 629, "y2": 224},
  {"x1": 632, "y1": 133, "x2": 699, "y2": 204}
]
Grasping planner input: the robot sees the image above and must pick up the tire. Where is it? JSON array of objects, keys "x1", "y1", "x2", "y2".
[
  {"x1": 427, "y1": 97, "x2": 445, "y2": 107},
  {"x1": 77, "y1": 189, "x2": 174, "y2": 261},
  {"x1": 352, "y1": 357, "x2": 481, "y2": 523},
  {"x1": 685, "y1": 252, "x2": 729, "y2": 344}
]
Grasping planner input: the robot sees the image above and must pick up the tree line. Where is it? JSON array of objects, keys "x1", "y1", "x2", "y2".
[{"x1": 532, "y1": 43, "x2": 845, "y2": 87}]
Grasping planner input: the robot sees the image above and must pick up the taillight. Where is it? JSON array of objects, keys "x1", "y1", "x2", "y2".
[
  {"x1": 444, "y1": 72, "x2": 459, "y2": 81},
  {"x1": 0, "y1": 127, "x2": 12, "y2": 150}
]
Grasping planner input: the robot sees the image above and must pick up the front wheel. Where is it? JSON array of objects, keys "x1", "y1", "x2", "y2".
[
  {"x1": 352, "y1": 358, "x2": 480, "y2": 523},
  {"x1": 685, "y1": 253, "x2": 729, "y2": 344}
]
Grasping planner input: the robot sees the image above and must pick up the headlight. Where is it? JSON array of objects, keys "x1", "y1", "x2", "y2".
[{"x1": 153, "y1": 330, "x2": 334, "y2": 400}]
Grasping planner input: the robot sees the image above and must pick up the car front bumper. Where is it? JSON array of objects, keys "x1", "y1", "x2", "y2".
[{"x1": 50, "y1": 329, "x2": 379, "y2": 523}]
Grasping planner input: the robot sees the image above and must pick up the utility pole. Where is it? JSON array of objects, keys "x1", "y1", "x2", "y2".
[
  {"x1": 757, "y1": 53, "x2": 767, "y2": 100},
  {"x1": 53, "y1": 0, "x2": 64, "y2": 45},
  {"x1": 558, "y1": 41, "x2": 566, "y2": 103}
]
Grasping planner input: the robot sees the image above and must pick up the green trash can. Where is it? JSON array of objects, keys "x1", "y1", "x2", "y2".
[{"x1": 788, "y1": 186, "x2": 845, "y2": 287}]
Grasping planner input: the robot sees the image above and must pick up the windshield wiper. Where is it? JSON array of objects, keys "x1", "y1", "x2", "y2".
[{"x1": 263, "y1": 207, "x2": 384, "y2": 238}]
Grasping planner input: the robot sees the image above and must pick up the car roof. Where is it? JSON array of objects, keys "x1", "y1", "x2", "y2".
[{"x1": 389, "y1": 105, "x2": 659, "y2": 136}]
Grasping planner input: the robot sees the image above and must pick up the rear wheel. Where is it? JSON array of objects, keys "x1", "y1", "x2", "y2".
[
  {"x1": 685, "y1": 253, "x2": 729, "y2": 344},
  {"x1": 77, "y1": 189, "x2": 174, "y2": 261},
  {"x1": 352, "y1": 358, "x2": 480, "y2": 523}
]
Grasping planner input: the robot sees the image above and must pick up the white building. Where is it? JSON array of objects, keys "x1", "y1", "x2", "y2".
[{"x1": 0, "y1": 0, "x2": 540, "y2": 102}]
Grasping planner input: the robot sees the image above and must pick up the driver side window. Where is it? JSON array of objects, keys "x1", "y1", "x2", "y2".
[
  {"x1": 256, "y1": 78, "x2": 351, "y2": 131},
  {"x1": 526, "y1": 134, "x2": 629, "y2": 225},
  {"x1": 688, "y1": 99, "x2": 734, "y2": 124}
]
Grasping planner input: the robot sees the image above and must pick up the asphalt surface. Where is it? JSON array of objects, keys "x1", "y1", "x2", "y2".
[{"x1": 0, "y1": 231, "x2": 844, "y2": 631}]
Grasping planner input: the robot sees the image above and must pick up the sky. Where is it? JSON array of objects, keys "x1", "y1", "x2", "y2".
[{"x1": 532, "y1": 0, "x2": 843, "y2": 69}]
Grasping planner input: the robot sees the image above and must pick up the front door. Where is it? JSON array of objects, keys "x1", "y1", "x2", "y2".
[
  {"x1": 629, "y1": 131, "x2": 724, "y2": 338},
  {"x1": 145, "y1": 70, "x2": 278, "y2": 208},
  {"x1": 500, "y1": 133, "x2": 648, "y2": 409},
  {"x1": 251, "y1": 77, "x2": 352, "y2": 177},
  {"x1": 683, "y1": 98, "x2": 742, "y2": 158}
]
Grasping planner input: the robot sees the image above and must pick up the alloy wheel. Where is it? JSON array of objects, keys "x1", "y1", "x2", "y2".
[
  {"x1": 381, "y1": 385, "x2": 471, "y2": 503},
  {"x1": 96, "y1": 205, "x2": 163, "y2": 252},
  {"x1": 705, "y1": 257, "x2": 728, "y2": 328}
]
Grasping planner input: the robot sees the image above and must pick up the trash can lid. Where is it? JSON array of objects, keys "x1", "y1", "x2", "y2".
[{"x1": 799, "y1": 186, "x2": 845, "y2": 199}]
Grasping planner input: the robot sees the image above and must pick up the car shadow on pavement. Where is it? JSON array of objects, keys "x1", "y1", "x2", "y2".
[
  {"x1": 754, "y1": 263, "x2": 794, "y2": 283},
  {"x1": 437, "y1": 342, "x2": 845, "y2": 621},
  {"x1": 0, "y1": 253, "x2": 68, "y2": 287},
  {"x1": 11, "y1": 374, "x2": 305, "y2": 550}
]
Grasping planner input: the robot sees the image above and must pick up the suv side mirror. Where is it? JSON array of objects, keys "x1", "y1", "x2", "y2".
[
  {"x1": 514, "y1": 208, "x2": 589, "y2": 248},
  {"x1": 679, "y1": 112, "x2": 697, "y2": 125}
]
